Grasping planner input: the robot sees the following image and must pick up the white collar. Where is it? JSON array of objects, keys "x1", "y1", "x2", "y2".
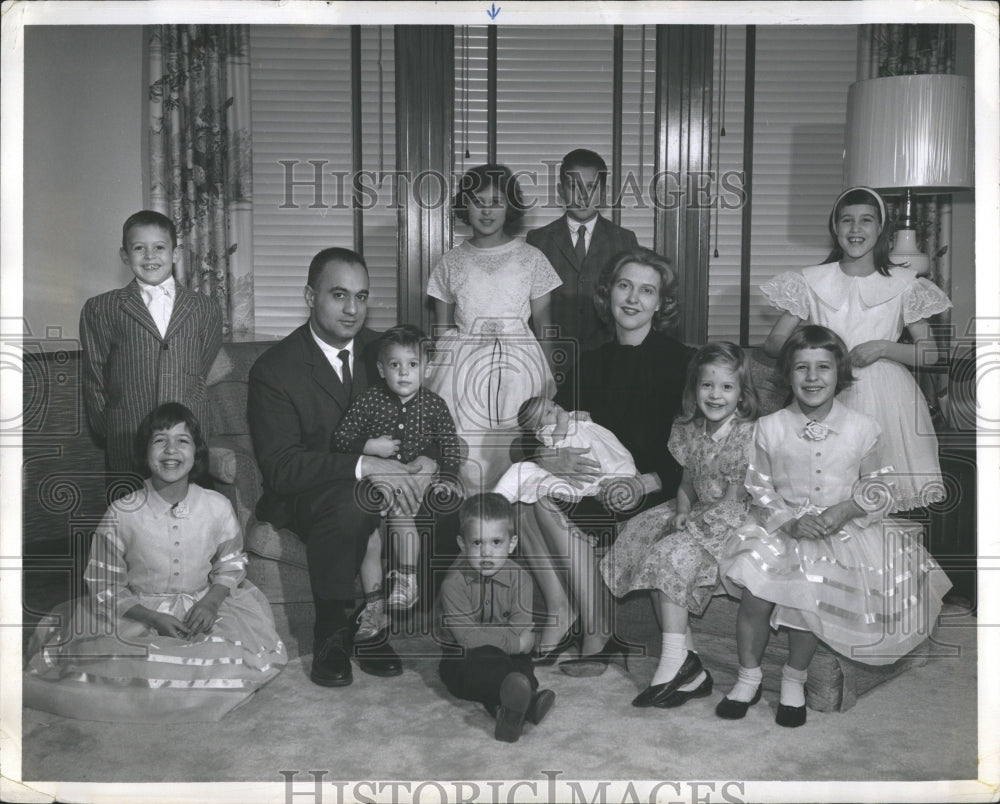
[
  {"x1": 704, "y1": 412, "x2": 737, "y2": 442},
  {"x1": 566, "y1": 213, "x2": 599, "y2": 239},
  {"x1": 802, "y1": 262, "x2": 914, "y2": 311},
  {"x1": 137, "y1": 276, "x2": 176, "y2": 297},
  {"x1": 309, "y1": 325, "x2": 354, "y2": 364},
  {"x1": 786, "y1": 398, "x2": 849, "y2": 434}
]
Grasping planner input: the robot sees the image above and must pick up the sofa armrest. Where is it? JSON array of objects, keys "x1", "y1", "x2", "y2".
[{"x1": 207, "y1": 440, "x2": 264, "y2": 533}]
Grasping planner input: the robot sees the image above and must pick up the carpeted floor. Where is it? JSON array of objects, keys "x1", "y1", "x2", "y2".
[{"x1": 18, "y1": 601, "x2": 979, "y2": 785}]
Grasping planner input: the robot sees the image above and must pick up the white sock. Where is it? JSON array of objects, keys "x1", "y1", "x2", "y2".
[
  {"x1": 779, "y1": 663, "x2": 808, "y2": 708},
  {"x1": 650, "y1": 633, "x2": 688, "y2": 686},
  {"x1": 727, "y1": 664, "x2": 763, "y2": 703}
]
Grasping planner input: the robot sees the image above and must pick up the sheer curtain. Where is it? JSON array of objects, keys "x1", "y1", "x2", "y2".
[{"x1": 147, "y1": 25, "x2": 254, "y2": 340}]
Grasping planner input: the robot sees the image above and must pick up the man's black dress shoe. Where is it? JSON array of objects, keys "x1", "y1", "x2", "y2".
[
  {"x1": 354, "y1": 631, "x2": 403, "y2": 677},
  {"x1": 775, "y1": 703, "x2": 807, "y2": 727},
  {"x1": 631, "y1": 651, "x2": 703, "y2": 708},
  {"x1": 310, "y1": 630, "x2": 353, "y2": 687},
  {"x1": 714, "y1": 684, "x2": 763, "y2": 719},
  {"x1": 654, "y1": 668, "x2": 714, "y2": 709}
]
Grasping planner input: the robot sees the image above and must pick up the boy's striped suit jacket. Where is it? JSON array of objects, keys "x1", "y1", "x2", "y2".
[{"x1": 80, "y1": 279, "x2": 223, "y2": 474}]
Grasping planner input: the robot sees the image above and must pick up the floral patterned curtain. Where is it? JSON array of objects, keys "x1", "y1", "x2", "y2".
[
  {"x1": 147, "y1": 25, "x2": 254, "y2": 340},
  {"x1": 858, "y1": 24, "x2": 957, "y2": 301}
]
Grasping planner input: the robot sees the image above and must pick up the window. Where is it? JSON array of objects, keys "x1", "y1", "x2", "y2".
[
  {"x1": 453, "y1": 25, "x2": 656, "y2": 248},
  {"x1": 250, "y1": 25, "x2": 397, "y2": 339},
  {"x1": 708, "y1": 25, "x2": 858, "y2": 343}
]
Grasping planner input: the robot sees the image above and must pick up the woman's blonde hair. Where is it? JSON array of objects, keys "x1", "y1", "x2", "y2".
[{"x1": 594, "y1": 248, "x2": 680, "y2": 332}]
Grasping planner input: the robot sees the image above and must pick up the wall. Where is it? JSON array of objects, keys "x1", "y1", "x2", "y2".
[{"x1": 23, "y1": 26, "x2": 144, "y2": 347}]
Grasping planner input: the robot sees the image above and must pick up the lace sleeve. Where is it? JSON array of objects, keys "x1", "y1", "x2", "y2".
[
  {"x1": 426, "y1": 254, "x2": 453, "y2": 303},
  {"x1": 759, "y1": 271, "x2": 810, "y2": 320},
  {"x1": 902, "y1": 277, "x2": 952, "y2": 324},
  {"x1": 527, "y1": 247, "x2": 563, "y2": 299}
]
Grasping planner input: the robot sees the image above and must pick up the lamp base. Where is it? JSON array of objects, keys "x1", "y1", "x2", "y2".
[{"x1": 889, "y1": 229, "x2": 930, "y2": 275}]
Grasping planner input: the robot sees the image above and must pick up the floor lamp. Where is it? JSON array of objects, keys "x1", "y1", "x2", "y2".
[{"x1": 842, "y1": 74, "x2": 973, "y2": 277}]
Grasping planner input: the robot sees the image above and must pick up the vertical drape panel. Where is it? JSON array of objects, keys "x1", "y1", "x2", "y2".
[
  {"x1": 395, "y1": 26, "x2": 455, "y2": 332},
  {"x1": 653, "y1": 26, "x2": 714, "y2": 345},
  {"x1": 147, "y1": 25, "x2": 254, "y2": 341}
]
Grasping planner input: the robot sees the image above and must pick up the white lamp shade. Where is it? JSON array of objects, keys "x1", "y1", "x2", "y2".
[{"x1": 844, "y1": 74, "x2": 973, "y2": 192}]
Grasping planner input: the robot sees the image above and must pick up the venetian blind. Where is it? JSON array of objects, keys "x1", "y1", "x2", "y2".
[
  {"x1": 454, "y1": 26, "x2": 625, "y2": 245},
  {"x1": 250, "y1": 25, "x2": 398, "y2": 339},
  {"x1": 619, "y1": 25, "x2": 658, "y2": 251},
  {"x1": 707, "y1": 25, "x2": 858, "y2": 343}
]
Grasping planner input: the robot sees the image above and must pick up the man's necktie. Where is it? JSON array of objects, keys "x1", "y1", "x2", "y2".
[
  {"x1": 575, "y1": 224, "x2": 587, "y2": 265},
  {"x1": 338, "y1": 349, "x2": 353, "y2": 398}
]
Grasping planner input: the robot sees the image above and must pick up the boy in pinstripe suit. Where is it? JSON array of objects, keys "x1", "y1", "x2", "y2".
[{"x1": 80, "y1": 211, "x2": 222, "y2": 479}]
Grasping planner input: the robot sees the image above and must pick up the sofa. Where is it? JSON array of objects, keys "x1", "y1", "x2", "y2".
[
  {"x1": 204, "y1": 342, "x2": 314, "y2": 604},
  {"x1": 202, "y1": 343, "x2": 939, "y2": 712}
]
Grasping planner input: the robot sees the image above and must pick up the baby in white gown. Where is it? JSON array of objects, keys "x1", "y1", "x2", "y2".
[{"x1": 493, "y1": 396, "x2": 637, "y2": 504}]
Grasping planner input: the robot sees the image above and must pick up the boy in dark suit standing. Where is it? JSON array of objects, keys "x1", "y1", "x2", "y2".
[{"x1": 526, "y1": 149, "x2": 640, "y2": 351}]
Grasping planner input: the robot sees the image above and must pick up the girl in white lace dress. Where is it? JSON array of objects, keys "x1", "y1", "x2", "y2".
[
  {"x1": 426, "y1": 164, "x2": 561, "y2": 491},
  {"x1": 760, "y1": 187, "x2": 952, "y2": 511}
]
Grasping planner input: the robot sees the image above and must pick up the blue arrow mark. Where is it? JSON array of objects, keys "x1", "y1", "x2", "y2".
[{"x1": 487, "y1": 2, "x2": 501, "y2": 19}]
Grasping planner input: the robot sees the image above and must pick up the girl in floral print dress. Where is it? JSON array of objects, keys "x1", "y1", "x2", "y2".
[
  {"x1": 601, "y1": 342, "x2": 759, "y2": 710},
  {"x1": 24, "y1": 403, "x2": 287, "y2": 723}
]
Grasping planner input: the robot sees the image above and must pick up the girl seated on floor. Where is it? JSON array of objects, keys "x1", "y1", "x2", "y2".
[{"x1": 23, "y1": 402, "x2": 288, "y2": 723}]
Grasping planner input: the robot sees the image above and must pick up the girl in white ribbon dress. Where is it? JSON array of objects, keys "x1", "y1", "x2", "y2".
[
  {"x1": 716, "y1": 327, "x2": 950, "y2": 728},
  {"x1": 24, "y1": 403, "x2": 287, "y2": 722}
]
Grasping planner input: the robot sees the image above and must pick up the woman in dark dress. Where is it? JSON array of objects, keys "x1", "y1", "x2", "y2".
[{"x1": 518, "y1": 248, "x2": 694, "y2": 671}]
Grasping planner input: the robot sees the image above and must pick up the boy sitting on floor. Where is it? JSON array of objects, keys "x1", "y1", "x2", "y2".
[{"x1": 435, "y1": 493, "x2": 556, "y2": 742}]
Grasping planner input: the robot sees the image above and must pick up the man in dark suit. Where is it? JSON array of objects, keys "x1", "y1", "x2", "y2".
[
  {"x1": 526, "y1": 149, "x2": 640, "y2": 352},
  {"x1": 248, "y1": 247, "x2": 436, "y2": 688}
]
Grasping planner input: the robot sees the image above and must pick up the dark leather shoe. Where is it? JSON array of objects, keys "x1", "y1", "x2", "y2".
[
  {"x1": 559, "y1": 636, "x2": 640, "y2": 677},
  {"x1": 775, "y1": 703, "x2": 807, "y2": 728},
  {"x1": 355, "y1": 634, "x2": 403, "y2": 677},
  {"x1": 310, "y1": 630, "x2": 353, "y2": 687},
  {"x1": 714, "y1": 684, "x2": 763, "y2": 719},
  {"x1": 534, "y1": 634, "x2": 582, "y2": 667},
  {"x1": 655, "y1": 669, "x2": 714, "y2": 708},
  {"x1": 494, "y1": 672, "x2": 532, "y2": 742},
  {"x1": 526, "y1": 689, "x2": 556, "y2": 725},
  {"x1": 631, "y1": 651, "x2": 703, "y2": 708}
]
